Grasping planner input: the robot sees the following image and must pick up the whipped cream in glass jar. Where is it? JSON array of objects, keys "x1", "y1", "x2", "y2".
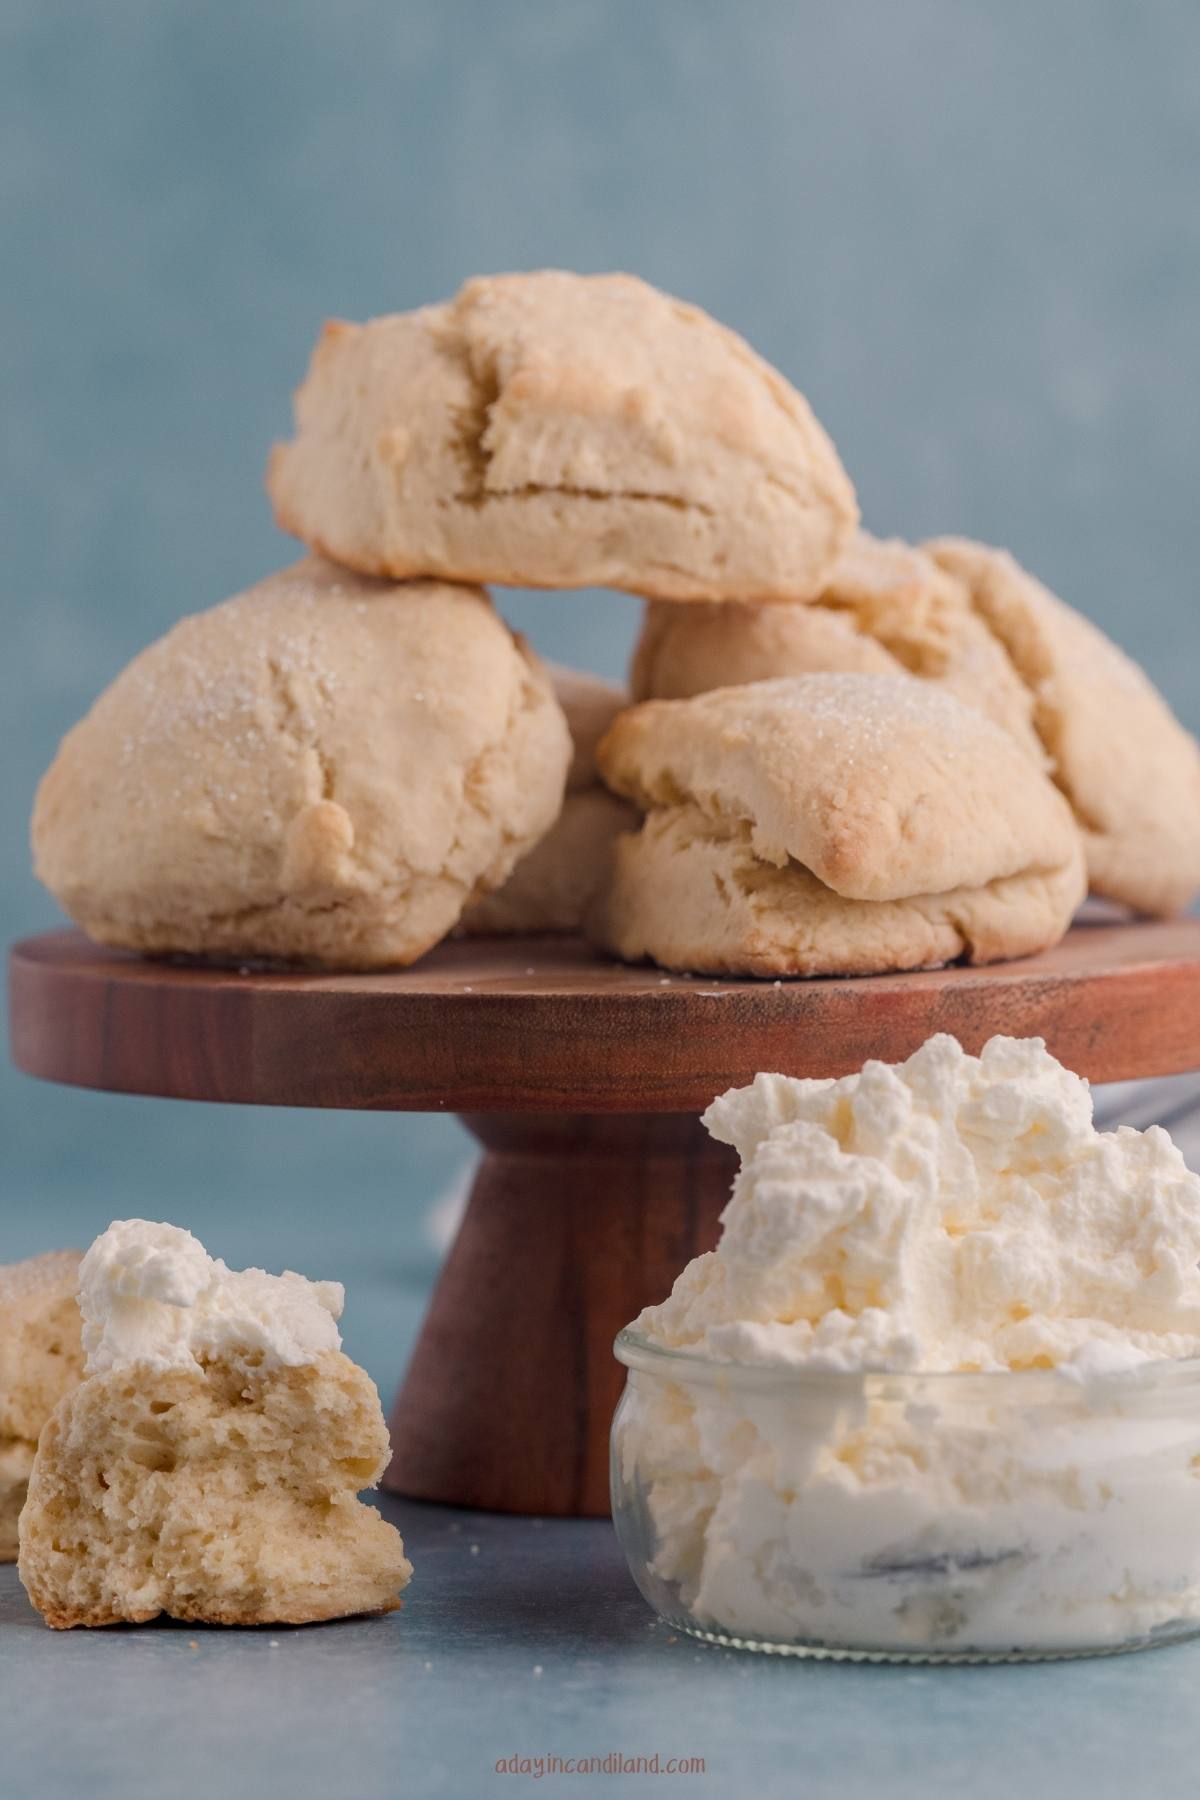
[{"x1": 611, "y1": 1035, "x2": 1200, "y2": 1661}]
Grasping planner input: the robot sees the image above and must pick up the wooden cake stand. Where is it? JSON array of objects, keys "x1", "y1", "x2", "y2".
[{"x1": 11, "y1": 917, "x2": 1200, "y2": 1517}]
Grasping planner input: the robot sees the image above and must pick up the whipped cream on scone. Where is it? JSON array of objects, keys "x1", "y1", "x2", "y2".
[
  {"x1": 78, "y1": 1219, "x2": 344, "y2": 1374},
  {"x1": 19, "y1": 1222, "x2": 411, "y2": 1630}
]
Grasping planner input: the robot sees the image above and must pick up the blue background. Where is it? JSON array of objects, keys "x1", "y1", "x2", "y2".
[{"x1": 3, "y1": 0, "x2": 1199, "y2": 1377}]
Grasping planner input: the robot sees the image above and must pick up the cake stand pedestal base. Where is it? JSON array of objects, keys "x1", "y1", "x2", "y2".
[
  {"x1": 12, "y1": 922, "x2": 1200, "y2": 1517},
  {"x1": 385, "y1": 1114, "x2": 734, "y2": 1517}
]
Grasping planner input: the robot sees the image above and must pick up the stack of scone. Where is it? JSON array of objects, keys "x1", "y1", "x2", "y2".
[
  {"x1": 628, "y1": 531, "x2": 1200, "y2": 923},
  {"x1": 31, "y1": 270, "x2": 1200, "y2": 980}
]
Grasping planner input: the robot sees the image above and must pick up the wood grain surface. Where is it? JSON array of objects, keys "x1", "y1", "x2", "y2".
[
  {"x1": 10, "y1": 918, "x2": 1200, "y2": 1113},
  {"x1": 385, "y1": 1113, "x2": 735, "y2": 1516},
  {"x1": 12, "y1": 920, "x2": 1200, "y2": 1513}
]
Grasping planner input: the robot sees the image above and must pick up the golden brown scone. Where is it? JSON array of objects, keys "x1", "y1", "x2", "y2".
[
  {"x1": 32, "y1": 559, "x2": 571, "y2": 968},
  {"x1": 631, "y1": 530, "x2": 1200, "y2": 916},
  {"x1": 629, "y1": 532, "x2": 1043, "y2": 761},
  {"x1": 462, "y1": 788, "x2": 637, "y2": 934},
  {"x1": 591, "y1": 674, "x2": 1085, "y2": 977},
  {"x1": 461, "y1": 663, "x2": 636, "y2": 933},
  {"x1": 546, "y1": 665, "x2": 631, "y2": 793},
  {"x1": 595, "y1": 806, "x2": 1086, "y2": 978},
  {"x1": 19, "y1": 1352, "x2": 411, "y2": 1629},
  {"x1": 0, "y1": 1441, "x2": 36, "y2": 1565},
  {"x1": 0, "y1": 1251, "x2": 83, "y2": 1562},
  {"x1": 0, "y1": 1252, "x2": 83, "y2": 1443},
  {"x1": 926, "y1": 539, "x2": 1200, "y2": 916},
  {"x1": 268, "y1": 271, "x2": 857, "y2": 604}
]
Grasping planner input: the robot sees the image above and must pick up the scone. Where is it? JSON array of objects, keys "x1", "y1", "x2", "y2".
[
  {"x1": 927, "y1": 538, "x2": 1200, "y2": 916},
  {"x1": 268, "y1": 271, "x2": 858, "y2": 604},
  {"x1": 630, "y1": 531, "x2": 1044, "y2": 761},
  {"x1": 19, "y1": 1221, "x2": 411, "y2": 1629},
  {"x1": 0, "y1": 1251, "x2": 83, "y2": 1561},
  {"x1": 591, "y1": 674, "x2": 1086, "y2": 977},
  {"x1": 0, "y1": 1442, "x2": 36, "y2": 1565},
  {"x1": 32, "y1": 558, "x2": 571, "y2": 967},
  {"x1": 630, "y1": 531, "x2": 1200, "y2": 916},
  {"x1": 461, "y1": 666, "x2": 636, "y2": 933},
  {"x1": 548, "y1": 667, "x2": 633, "y2": 794}
]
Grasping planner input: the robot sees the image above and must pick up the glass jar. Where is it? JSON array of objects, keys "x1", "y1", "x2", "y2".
[{"x1": 611, "y1": 1327, "x2": 1200, "y2": 1663}]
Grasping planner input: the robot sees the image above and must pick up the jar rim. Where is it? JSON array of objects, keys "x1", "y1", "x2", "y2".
[{"x1": 613, "y1": 1325, "x2": 1200, "y2": 1399}]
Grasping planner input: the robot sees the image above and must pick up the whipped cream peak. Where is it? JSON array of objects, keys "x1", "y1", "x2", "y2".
[
  {"x1": 622, "y1": 1035, "x2": 1200, "y2": 1657},
  {"x1": 79, "y1": 1220, "x2": 344, "y2": 1374},
  {"x1": 640, "y1": 1034, "x2": 1200, "y2": 1375}
]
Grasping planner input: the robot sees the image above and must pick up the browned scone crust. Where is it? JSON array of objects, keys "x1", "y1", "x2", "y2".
[
  {"x1": 0, "y1": 1251, "x2": 83, "y2": 1563},
  {"x1": 593, "y1": 805, "x2": 1086, "y2": 978},
  {"x1": 590, "y1": 674, "x2": 1085, "y2": 978},
  {"x1": 629, "y1": 531, "x2": 1200, "y2": 917},
  {"x1": 629, "y1": 532, "x2": 1044, "y2": 762},
  {"x1": 462, "y1": 787, "x2": 637, "y2": 934},
  {"x1": 543, "y1": 665, "x2": 631, "y2": 794},
  {"x1": 18, "y1": 1350, "x2": 411, "y2": 1628},
  {"x1": 0, "y1": 1441, "x2": 36, "y2": 1564},
  {"x1": 461, "y1": 663, "x2": 636, "y2": 933},
  {"x1": 32, "y1": 558, "x2": 571, "y2": 968},
  {"x1": 926, "y1": 538, "x2": 1200, "y2": 916},
  {"x1": 268, "y1": 271, "x2": 858, "y2": 604}
]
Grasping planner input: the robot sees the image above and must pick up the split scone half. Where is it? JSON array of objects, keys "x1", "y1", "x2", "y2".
[
  {"x1": 18, "y1": 1221, "x2": 412, "y2": 1629},
  {"x1": 268, "y1": 270, "x2": 858, "y2": 605},
  {"x1": 630, "y1": 531, "x2": 1200, "y2": 917},
  {"x1": 32, "y1": 558, "x2": 570, "y2": 968},
  {"x1": 590, "y1": 674, "x2": 1086, "y2": 978},
  {"x1": 0, "y1": 1252, "x2": 83, "y2": 1562},
  {"x1": 461, "y1": 665, "x2": 636, "y2": 933}
]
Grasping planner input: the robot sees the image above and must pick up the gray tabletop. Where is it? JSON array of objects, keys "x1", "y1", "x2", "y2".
[
  {"x1": 6, "y1": 1495, "x2": 1200, "y2": 1800},
  {"x1": 6, "y1": 1076, "x2": 1200, "y2": 1800}
]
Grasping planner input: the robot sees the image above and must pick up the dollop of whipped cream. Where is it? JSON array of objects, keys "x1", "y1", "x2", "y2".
[
  {"x1": 638, "y1": 1035, "x2": 1200, "y2": 1375},
  {"x1": 79, "y1": 1220, "x2": 344, "y2": 1374}
]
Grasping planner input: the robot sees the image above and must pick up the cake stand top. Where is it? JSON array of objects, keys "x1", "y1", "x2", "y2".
[{"x1": 9, "y1": 919, "x2": 1200, "y2": 1114}]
